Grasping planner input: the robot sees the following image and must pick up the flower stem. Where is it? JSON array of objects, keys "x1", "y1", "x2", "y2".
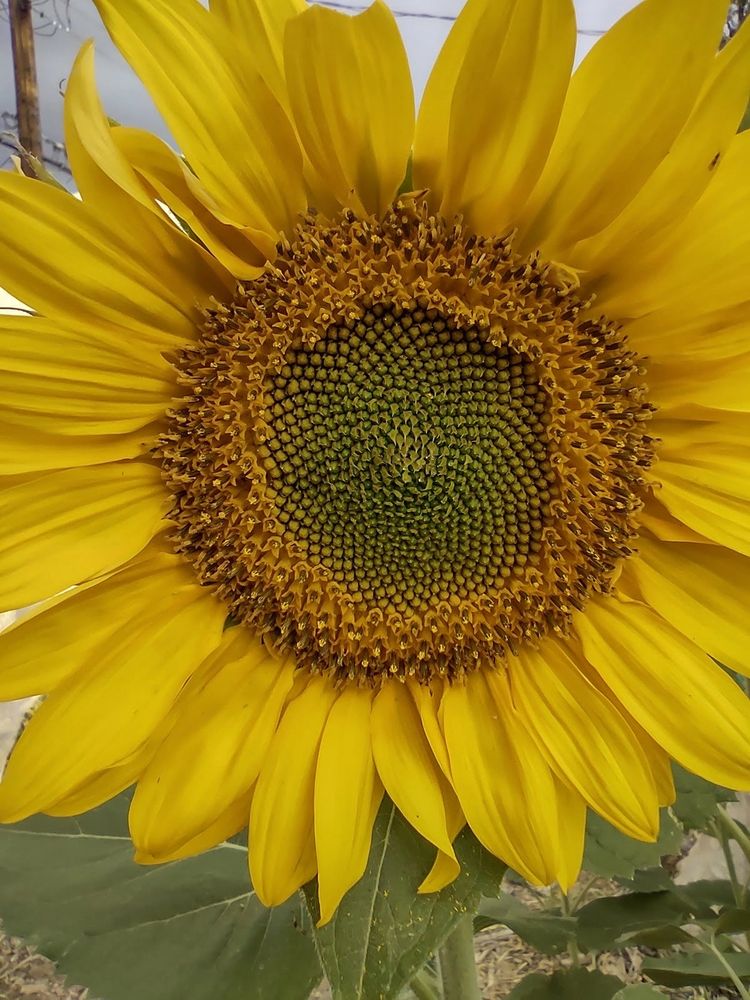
[
  {"x1": 438, "y1": 913, "x2": 481, "y2": 1000},
  {"x1": 707, "y1": 940, "x2": 750, "y2": 1000},
  {"x1": 716, "y1": 806, "x2": 750, "y2": 869},
  {"x1": 409, "y1": 967, "x2": 441, "y2": 1000}
]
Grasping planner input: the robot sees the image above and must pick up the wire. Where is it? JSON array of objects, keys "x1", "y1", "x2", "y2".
[{"x1": 313, "y1": 0, "x2": 607, "y2": 32}]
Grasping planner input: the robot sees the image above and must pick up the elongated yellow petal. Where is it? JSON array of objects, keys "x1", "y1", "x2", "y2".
[
  {"x1": 94, "y1": 0, "x2": 305, "y2": 242},
  {"x1": 576, "y1": 598, "x2": 750, "y2": 790},
  {"x1": 0, "y1": 574, "x2": 225, "y2": 821},
  {"x1": 517, "y1": 0, "x2": 728, "y2": 255},
  {"x1": 372, "y1": 681, "x2": 457, "y2": 877},
  {"x1": 136, "y1": 794, "x2": 252, "y2": 865},
  {"x1": 418, "y1": 786, "x2": 465, "y2": 894},
  {"x1": 249, "y1": 676, "x2": 337, "y2": 907},
  {"x1": 0, "y1": 543, "x2": 184, "y2": 701},
  {"x1": 554, "y1": 780, "x2": 587, "y2": 894},
  {"x1": 570, "y1": 22, "x2": 750, "y2": 273},
  {"x1": 442, "y1": 671, "x2": 559, "y2": 885},
  {"x1": 131, "y1": 630, "x2": 294, "y2": 856},
  {"x1": 46, "y1": 739, "x2": 157, "y2": 817},
  {"x1": 512, "y1": 640, "x2": 659, "y2": 840},
  {"x1": 209, "y1": 0, "x2": 304, "y2": 107},
  {"x1": 315, "y1": 686, "x2": 383, "y2": 925},
  {"x1": 648, "y1": 355, "x2": 750, "y2": 413},
  {"x1": 0, "y1": 462, "x2": 168, "y2": 610},
  {"x1": 625, "y1": 538, "x2": 750, "y2": 677},
  {"x1": 624, "y1": 307, "x2": 750, "y2": 364},
  {"x1": 0, "y1": 315, "x2": 172, "y2": 473},
  {"x1": 284, "y1": 1, "x2": 414, "y2": 218},
  {"x1": 414, "y1": 0, "x2": 575, "y2": 233},
  {"x1": 651, "y1": 411, "x2": 750, "y2": 556},
  {"x1": 409, "y1": 679, "x2": 452, "y2": 778},
  {"x1": 597, "y1": 130, "x2": 750, "y2": 321},
  {"x1": 112, "y1": 126, "x2": 266, "y2": 278},
  {"x1": 0, "y1": 172, "x2": 221, "y2": 345}
]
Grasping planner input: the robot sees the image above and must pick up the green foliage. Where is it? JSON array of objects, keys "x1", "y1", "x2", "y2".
[
  {"x1": 475, "y1": 896, "x2": 575, "y2": 955},
  {"x1": 671, "y1": 765, "x2": 736, "y2": 831},
  {"x1": 0, "y1": 794, "x2": 322, "y2": 1000},
  {"x1": 582, "y1": 809, "x2": 682, "y2": 879},
  {"x1": 642, "y1": 952, "x2": 750, "y2": 987},
  {"x1": 506, "y1": 968, "x2": 626, "y2": 999},
  {"x1": 305, "y1": 800, "x2": 506, "y2": 1000}
]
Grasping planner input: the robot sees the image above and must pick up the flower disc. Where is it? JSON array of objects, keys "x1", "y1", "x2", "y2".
[{"x1": 160, "y1": 198, "x2": 655, "y2": 681}]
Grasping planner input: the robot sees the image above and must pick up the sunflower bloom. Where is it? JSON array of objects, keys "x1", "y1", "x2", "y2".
[{"x1": 2, "y1": 0, "x2": 750, "y2": 924}]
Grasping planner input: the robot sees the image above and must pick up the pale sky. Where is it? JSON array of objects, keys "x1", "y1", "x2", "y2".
[{"x1": 0, "y1": 0, "x2": 640, "y2": 183}]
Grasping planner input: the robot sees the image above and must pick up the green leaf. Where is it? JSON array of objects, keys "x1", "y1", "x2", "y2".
[
  {"x1": 576, "y1": 891, "x2": 691, "y2": 951},
  {"x1": 0, "y1": 794, "x2": 321, "y2": 1000},
  {"x1": 643, "y1": 952, "x2": 750, "y2": 987},
  {"x1": 305, "y1": 800, "x2": 505, "y2": 1000},
  {"x1": 612, "y1": 987, "x2": 665, "y2": 999},
  {"x1": 642, "y1": 952, "x2": 750, "y2": 987},
  {"x1": 583, "y1": 809, "x2": 682, "y2": 879},
  {"x1": 475, "y1": 896, "x2": 575, "y2": 955},
  {"x1": 506, "y1": 968, "x2": 625, "y2": 999},
  {"x1": 715, "y1": 906, "x2": 750, "y2": 935},
  {"x1": 671, "y1": 765, "x2": 735, "y2": 831}
]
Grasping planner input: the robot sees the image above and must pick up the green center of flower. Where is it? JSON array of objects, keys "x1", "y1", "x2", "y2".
[
  {"x1": 262, "y1": 306, "x2": 555, "y2": 612},
  {"x1": 158, "y1": 197, "x2": 656, "y2": 682}
]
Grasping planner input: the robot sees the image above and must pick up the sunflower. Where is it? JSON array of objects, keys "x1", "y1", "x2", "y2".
[{"x1": 1, "y1": 0, "x2": 750, "y2": 924}]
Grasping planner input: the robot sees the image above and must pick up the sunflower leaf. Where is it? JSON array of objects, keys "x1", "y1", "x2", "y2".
[
  {"x1": 475, "y1": 896, "x2": 576, "y2": 955},
  {"x1": 304, "y1": 799, "x2": 506, "y2": 1000},
  {"x1": 576, "y1": 891, "x2": 692, "y2": 951},
  {"x1": 642, "y1": 952, "x2": 750, "y2": 987},
  {"x1": 671, "y1": 765, "x2": 735, "y2": 831},
  {"x1": 506, "y1": 968, "x2": 625, "y2": 999},
  {"x1": 582, "y1": 809, "x2": 682, "y2": 879},
  {"x1": 0, "y1": 793, "x2": 322, "y2": 1000}
]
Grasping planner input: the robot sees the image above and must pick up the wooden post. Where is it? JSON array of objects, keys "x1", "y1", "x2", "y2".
[{"x1": 8, "y1": 0, "x2": 43, "y2": 176}]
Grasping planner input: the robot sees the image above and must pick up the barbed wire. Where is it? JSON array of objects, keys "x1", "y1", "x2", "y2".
[
  {"x1": 313, "y1": 1, "x2": 607, "y2": 33},
  {"x1": 0, "y1": 0, "x2": 70, "y2": 36},
  {"x1": 1, "y1": 110, "x2": 71, "y2": 173}
]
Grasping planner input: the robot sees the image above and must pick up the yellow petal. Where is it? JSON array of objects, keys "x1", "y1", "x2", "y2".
[
  {"x1": 624, "y1": 307, "x2": 750, "y2": 364},
  {"x1": 409, "y1": 679, "x2": 452, "y2": 778},
  {"x1": 372, "y1": 681, "x2": 458, "y2": 879},
  {"x1": 0, "y1": 315, "x2": 172, "y2": 473},
  {"x1": 0, "y1": 170, "x2": 226, "y2": 346},
  {"x1": 46, "y1": 738, "x2": 158, "y2": 817},
  {"x1": 624, "y1": 537, "x2": 750, "y2": 677},
  {"x1": 0, "y1": 461, "x2": 168, "y2": 610},
  {"x1": 414, "y1": 0, "x2": 575, "y2": 234},
  {"x1": 112, "y1": 126, "x2": 266, "y2": 278},
  {"x1": 0, "y1": 573, "x2": 225, "y2": 821},
  {"x1": 131, "y1": 629, "x2": 294, "y2": 856},
  {"x1": 512, "y1": 639, "x2": 659, "y2": 840},
  {"x1": 517, "y1": 0, "x2": 728, "y2": 255},
  {"x1": 637, "y1": 493, "x2": 709, "y2": 544},
  {"x1": 209, "y1": 0, "x2": 304, "y2": 108},
  {"x1": 554, "y1": 780, "x2": 587, "y2": 894},
  {"x1": 647, "y1": 354, "x2": 750, "y2": 413},
  {"x1": 418, "y1": 785, "x2": 465, "y2": 894},
  {"x1": 284, "y1": 1, "x2": 414, "y2": 218},
  {"x1": 442, "y1": 671, "x2": 559, "y2": 885},
  {"x1": 0, "y1": 542, "x2": 185, "y2": 701},
  {"x1": 576, "y1": 597, "x2": 750, "y2": 790},
  {"x1": 652, "y1": 411, "x2": 750, "y2": 556},
  {"x1": 570, "y1": 22, "x2": 750, "y2": 273},
  {"x1": 597, "y1": 130, "x2": 750, "y2": 321},
  {"x1": 315, "y1": 686, "x2": 383, "y2": 925},
  {"x1": 135, "y1": 793, "x2": 252, "y2": 865},
  {"x1": 93, "y1": 0, "x2": 305, "y2": 242},
  {"x1": 65, "y1": 39, "x2": 227, "y2": 291},
  {"x1": 249, "y1": 676, "x2": 337, "y2": 907}
]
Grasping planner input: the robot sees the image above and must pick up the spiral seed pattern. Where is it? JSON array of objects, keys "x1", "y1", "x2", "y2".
[{"x1": 159, "y1": 197, "x2": 656, "y2": 682}]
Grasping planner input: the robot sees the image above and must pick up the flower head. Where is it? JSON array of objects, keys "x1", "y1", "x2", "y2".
[{"x1": 1, "y1": 0, "x2": 750, "y2": 924}]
